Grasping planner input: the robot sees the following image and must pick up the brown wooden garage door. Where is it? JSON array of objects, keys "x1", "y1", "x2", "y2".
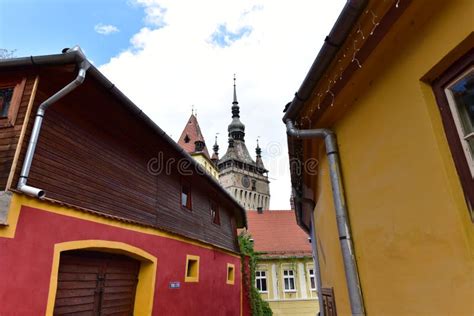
[{"x1": 53, "y1": 250, "x2": 140, "y2": 315}]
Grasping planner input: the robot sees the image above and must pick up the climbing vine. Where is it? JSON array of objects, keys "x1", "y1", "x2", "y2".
[{"x1": 238, "y1": 231, "x2": 273, "y2": 316}]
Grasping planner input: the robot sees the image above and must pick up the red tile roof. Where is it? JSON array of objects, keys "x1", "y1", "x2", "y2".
[
  {"x1": 245, "y1": 210, "x2": 312, "y2": 258},
  {"x1": 177, "y1": 114, "x2": 210, "y2": 158}
]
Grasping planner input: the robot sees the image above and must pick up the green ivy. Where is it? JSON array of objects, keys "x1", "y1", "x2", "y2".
[{"x1": 239, "y1": 231, "x2": 273, "y2": 316}]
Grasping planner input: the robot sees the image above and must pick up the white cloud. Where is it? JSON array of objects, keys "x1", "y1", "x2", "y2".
[
  {"x1": 94, "y1": 23, "x2": 120, "y2": 35},
  {"x1": 99, "y1": 0, "x2": 346, "y2": 209}
]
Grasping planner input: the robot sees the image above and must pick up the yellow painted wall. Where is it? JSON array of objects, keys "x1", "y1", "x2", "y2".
[
  {"x1": 269, "y1": 300, "x2": 319, "y2": 316},
  {"x1": 310, "y1": 1, "x2": 474, "y2": 315},
  {"x1": 192, "y1": 153, "x2": 219, "y2": 179},
  {"x1": 257, "y1": 258, "x2": 320, "y2": 315}
]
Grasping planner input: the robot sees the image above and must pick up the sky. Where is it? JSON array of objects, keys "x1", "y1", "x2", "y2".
[{"x1": 1, "y1": 0, "x2": 346, "y2": 209}]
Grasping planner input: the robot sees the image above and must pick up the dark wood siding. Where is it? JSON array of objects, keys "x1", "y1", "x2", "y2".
[
  {"x1": 54, "y1": 250, "x2": 139, "y2": 315},
  {"x1": 0, "y1": 71, "x2": 36, "y2": 190},
  {"x1": 13, "y1": 68, "x2": 240, "y2": 252}
]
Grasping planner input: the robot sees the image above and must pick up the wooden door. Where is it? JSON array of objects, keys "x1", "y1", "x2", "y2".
[
  {"x1": 321, "y1": 287, "x2": 337, "y2": 316},
  {"x1": 53, "y1": 250, "x2": 140, "y2": 315}
]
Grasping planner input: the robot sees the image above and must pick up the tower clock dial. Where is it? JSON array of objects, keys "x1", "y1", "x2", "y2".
[{"x1": 241, "y1": 175, "x2": 250, "y2": 188}]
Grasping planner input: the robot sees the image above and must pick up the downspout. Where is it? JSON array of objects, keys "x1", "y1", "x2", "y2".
[
  {"x1": 310, "y1": 215, "x2": 325, "y2": 316},
  {"x1": 17, "y1": 46, "x2": 91, "y2": 198},
  {"x1": 286, "y1": 120, "x2": 365, "y2": 316}
]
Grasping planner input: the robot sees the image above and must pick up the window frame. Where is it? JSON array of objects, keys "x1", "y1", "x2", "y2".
[
  {"x1": 255, "y1": 270, "x2": 268, "y2": 293},
  {"x1": 444, "y1": 66, "x2": 474, "y2": 176},
  {"x1": 210, "y1": 200, "x2": 220, "y2": 225},
  {"x1": 226, "y1": 263, "x2": 235, "y2": 285},
  {"x1": 0, "y1": 76, "x2": 26, "y2": 128},
  {"x1": 308, "y1": 266, "x2": 317, "y2": 291},
  {"x1": 433, "y1": 50, "x2": 474, "y2": 219},
  {"x1": 282, "y1": 269, "x2": 296, "y2": 293},
  {"x1": 180, "y1": 181, "x2": 192, "y2": 211},
  {"x1": 184, "y1": 255, "x2": 200, "y2": 283}
]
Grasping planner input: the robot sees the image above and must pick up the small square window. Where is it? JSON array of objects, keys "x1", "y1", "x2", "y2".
[
  {"x1": 181, "y1": 183, "x2": 192, "y2": 210},
  {"x1": 185, "y1": 255, "x2": 199, "y2": 282},
  {"x1": 226, "y1": 263, "x2": 235, "y2": 285},
  {"x1": 210, "y1": 201, "x2": 220, "y2": 225}
]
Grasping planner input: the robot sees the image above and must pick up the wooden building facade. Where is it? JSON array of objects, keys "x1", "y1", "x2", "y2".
[{"x1": 0, "y1": 47, "x2": 248, "y2": 315}]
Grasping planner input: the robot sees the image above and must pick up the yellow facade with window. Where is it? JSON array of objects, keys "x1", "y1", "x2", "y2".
[
  {"x1": 255, "y1": 257, "x2": 319, "y2": 316},
  {"x1": 191, "y1": 153, "x2": 220, "y2": 179},
  {"x1": 283, "y1": 0, "x2": 473, "y2": 315}
]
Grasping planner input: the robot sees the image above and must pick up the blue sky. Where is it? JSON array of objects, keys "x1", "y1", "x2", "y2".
[
  {"x1": 0, "y1": 0, "x2": 145, "y2": 65},
  {"x1": 0, "y1": 0, "x2": 345, "y2": 209}
]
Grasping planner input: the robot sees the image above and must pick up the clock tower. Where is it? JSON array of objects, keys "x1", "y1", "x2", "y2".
[{"x1": 217, "y1": 76, "x2": 270, "y2": 210}]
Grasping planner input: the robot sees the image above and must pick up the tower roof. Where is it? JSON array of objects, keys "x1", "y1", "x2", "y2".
[
  {"x1": 228, "y1": 75, "x2": 245, "y2": 138},
  {"x1": 177, "y1": 113, "x2": 210, "y2": 158},
  {"x1": 219, "y1": 75, "x2": 257, "y2": 168}
]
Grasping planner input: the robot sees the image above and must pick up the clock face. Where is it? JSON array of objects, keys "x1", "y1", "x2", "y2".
[{"x1": 241, "y1": 175, "x2": 250, "y2": 188}]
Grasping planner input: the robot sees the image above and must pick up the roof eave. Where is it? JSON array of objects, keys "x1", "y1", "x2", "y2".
[{"x1": 282, "y1": 0, "x2": 368, "y2": 123}]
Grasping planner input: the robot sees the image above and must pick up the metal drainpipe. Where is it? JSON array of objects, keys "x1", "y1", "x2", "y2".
[
  {"x1": 310, "y1": 215, "x2": 325, "y2": 316},
  {"x1": 17, "y1": 46, "x2": 91, "y2": 198},
  {"x1": 286, "y1": 120, "x2": 365, "y2": 316}
]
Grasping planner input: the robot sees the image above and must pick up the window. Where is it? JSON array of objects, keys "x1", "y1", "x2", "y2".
[
  {"x1": 185, "y1": 255, "x2": 199, "y2": 282},
  {"x1": 226, "y1": 263, "x2": 235, "y2": 285},
  {"x1": 0, "y1": 88, "x2": 14, "y2": 117},
  {"x1": 308, "y1": 268, "x2": 316, "y2": 290},
  {"x1": 210, "y1": 201, "x2": 220, "y2": 225},
  {"x1": 433, "y1": 51, "x2": 474, "y2": 218},
  {"x1": 255, "y1": 270, "x2": 267, "y2": 292},
  {"x1": 283, "y1": 269, "x2": 296, "y2": 292},
  {"x1": 0, "y1": 77, "x2": 26, "y2": 128},
  {"x1": 445, "y1": 67, "x2": 474, "y2": 175},
  {"x1": 181, "y1": 183, "x2": 192, "y2": 210}
]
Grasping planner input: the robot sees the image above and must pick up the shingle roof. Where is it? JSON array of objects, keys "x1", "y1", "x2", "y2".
[
  {"x1": 177, "y1": 114, "x2": 210, "y2": 158},
  {"x1": 245, "y1": 210, "x2": 312, "y2": 258}
]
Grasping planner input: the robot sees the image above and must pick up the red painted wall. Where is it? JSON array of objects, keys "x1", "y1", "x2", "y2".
[{"x1": 0, "y1": 205, "x2": 242, "y2": 315}]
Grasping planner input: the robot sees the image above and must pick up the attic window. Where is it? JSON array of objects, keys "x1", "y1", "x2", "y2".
[
  {"x1": 0, "y1": 88, "x2": 13, "y2": 118},
  {"x1": 181, "y1": 183, "x2": 192, "y2": 210},
  {"x1": 210, "y1": 201, "x2": 220, "y2": 225},
  {"x1": 0, "y1": 77, "x2": 26, "y2": 128},
  {"x1": 184, "y1": 134, "x2": 190, "y2": 143}
]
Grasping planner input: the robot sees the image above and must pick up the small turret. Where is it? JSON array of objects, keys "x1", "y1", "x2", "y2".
[
  {"x1": 255, "y1": 139, "x2": 266, "y2": 173},
  {"x1": 211, "y1": 135, "x2": 220, "y2": 165}
]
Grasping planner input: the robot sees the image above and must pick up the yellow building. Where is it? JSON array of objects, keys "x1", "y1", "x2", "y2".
[
  {"x1": 282, "y1": 1, "x2": 473, "y2": 315},
  {"x1": 177, "y1": 113, "x2": 220, "y2": 179},
  {"x1": 246, "y1": 210, "x2": 319, "y2": 315}
]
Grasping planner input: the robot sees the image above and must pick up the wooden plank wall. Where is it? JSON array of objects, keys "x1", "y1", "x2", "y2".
[
  {"x1": 0, "y1": 71, "x2": 36, "y2": 190},
  {"x1": 11, "y1": 68, "x2": 239, "y2": 252}
]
